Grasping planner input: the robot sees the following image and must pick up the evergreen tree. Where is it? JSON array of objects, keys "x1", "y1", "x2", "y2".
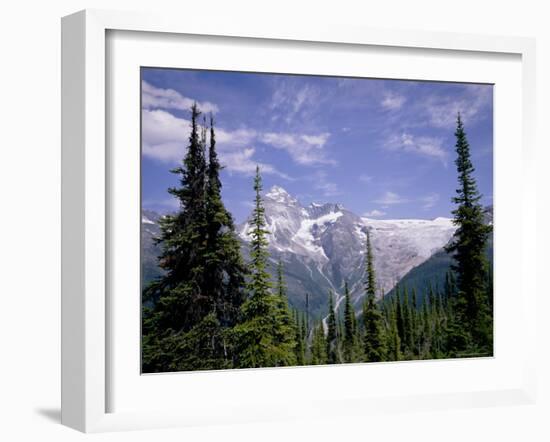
[
  {"x1": 420, "y1": 299, "x2": 432, "y2": 358},
  {"x1": 142, "y1": 103, "x2": 230, "y2": 372},
  {"x1": 395, "y1": 286, "x2": 405, "y2": 351},
  {"x1": 298, "y1": 311, "x2": 308, "y2": 363},
  {"x1": 310, "y1": 320, "x2": 327, "y2": 365},
  {"x1": 364, "y1": 228, "x2": 376, "y2": 298},
  {"x1": 445, "y1": 114, "x2": 493, "y2": 353},
  {"x1": 444, "y1": 271, "x2": 456, "y2": 301},
  {"x1": 294, "y1": 309, "x2": 305, "y2": 365},
  {"x1": 326, "y1": 291, "x2": 339, "y2": 364},
  {"x1": 233, "y1": 167, "x2": 296, "y2": 368},
  {"x1": 343, "y1": 281, "x2": 356, "y2": 362},
  {"x1": 361, "y1": 229, "x2": 386, "y2": 362},
  {"x1": 274, "y1": 259, "x2": 298, "y2": 363},
  {"x1": 304, "y1": 292, "x2": 310, "y2": 338},
  {"x1": 402, "y1": 286, "x2": 413, "y2": 355},
  {"x1": 386, "y1": 307, "x2": 402, "y2": 362},
  {"x1": 411, "y1": 288, "x2": 419, "y2": 355},
  {"x1": 203, "y1": 114, "x2": 247, "y2": 340}
]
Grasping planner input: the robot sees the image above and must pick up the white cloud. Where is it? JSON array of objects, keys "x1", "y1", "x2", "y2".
[
  {"x1": 316, "y1": 182, "x2": 340, "y2": 197},
  {"x1": 216, "y1": 127, "x2": 257, "y2": 147},
  {"x1": 142, "y1": 99, "x2": 334, "y2": 177},
  {"x1": 142, "y1": 109, "x2": 189, "y2": 162},
  {"x1": 420, "y1": 193, "x2": 440, "y2": 209},
  {"x1": 372, "y1": 191, "x2": 440, "y2": 210},
  {"x1": 423, "y1": 84, "x2": 492, "y2": 128},
  {"x1": 142, "y1": 110, "x2": 258, "y2": 161},
  {"x1": 261, "y1": 132, "x2": 334, "y2": 166},
  {"x1": 381, "y1": 92, "x2": 406, "y2": 110},
  {"x1": 141, "y1": 109, "x2": 287, "y2": 178},
  {"x1": 269, "y1": 81, "x2": 321, "y2": 124},
  {"x1": 143, "y1": 108, "x2": 331, "y2": 168},
  {"x1": 358, "y1": 174, "x2": 373, "y2": 183},
  {"x1": 384, "y1": 132, "x2": 447, "y2": 164},
  {"x1": 310, "y1": 170, "x2": 341, "y2": 197},
  {"x1": 363, "y1": 209, "x2": 386, "y2": 218},
  {"x1": 271, "y1": 83, "x2": 317, "y2": 113},
  {"x1": 293, "y1": 85, "x2": 315, "y2": 114},
  {"x1": 142, "y1": 80, "x2": 219, "y2": 114},
  {"x1": 301, "y1": 133, "x2": 329, "y2": 147},
  {"x1": 219, "y1": 147, "x2": 289, "y2": 179},
  {"x1": 373, "y1": 191, "x2": 408, "y2": 206}
]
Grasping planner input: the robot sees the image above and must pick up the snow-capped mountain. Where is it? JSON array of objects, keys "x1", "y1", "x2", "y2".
[
  {"x1": 141, "y1": 186, "x2": 457, "y2": 316},
  {"x1": 237, "y1": 185, "x2": 456, "y2": 315}
]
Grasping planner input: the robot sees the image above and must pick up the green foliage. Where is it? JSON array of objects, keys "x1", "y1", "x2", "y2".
[
  {"x1": 274, "y1": 260, "x2": 299, "y2": 361},
  {"x1": 445, "y1": 114, "x2": 493, "y2": 353},
  {"x1": 232, "y1": 167, "x2": 297, "y2": 368},
  {"x1": 310, "y1": 320, "x2": 327, "y2": 365},
  {"x1": 385, "y1": 302, "x2": 402, "y2": 362},
  {"x1": 343, "y1": 281, "x2": 357, "y2": 362},
  {"x1": 361, "y1": 230, "x2": 386, "y2": 362},
  {"x1": 326, "y1": 291, "x2": 339, "y2": 364},
  {"x1": 294, "y1": 310, "x2": 306, "y2": 365},
  {"x1": 364, "y1": 229, "x2": 376, "y2": 298},
  {"x1": 204, "y1": 115, "x2": 247, "y2": 328},
  {"x1": 142, "y1": 104, "x2": 246, "y2": 372}
]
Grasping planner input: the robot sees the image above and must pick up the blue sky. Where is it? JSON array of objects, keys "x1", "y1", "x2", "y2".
[{"x1": 141, "y1": 68, "x2": 493, "y2": 223}]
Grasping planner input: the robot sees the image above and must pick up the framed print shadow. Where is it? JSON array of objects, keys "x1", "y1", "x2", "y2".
[
  {"x1": 61, "y1": 9, "x2": 537, "y2": 433},
  {"x1": 140, "y1": 70, "x2": 494, "y2": 374}
]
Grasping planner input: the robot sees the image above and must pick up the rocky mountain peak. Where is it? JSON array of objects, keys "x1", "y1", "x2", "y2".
[
  {"x1": 238, "y1": 187, "x2": 455, "y2": 314},
  {"x1": 307, "y1": 201, "x2": 344, "y2": 218},
  {"x1": 265, "y1": 185, "x2": 298, "y2": 205}
]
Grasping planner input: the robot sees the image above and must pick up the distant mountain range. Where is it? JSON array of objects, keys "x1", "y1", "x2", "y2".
[
  {"x1": 142, "y1": 186, "x2": 490, "y2": 317},
  {"x1": 236, "y1": 186, "x2": 456, "y2": 316}
]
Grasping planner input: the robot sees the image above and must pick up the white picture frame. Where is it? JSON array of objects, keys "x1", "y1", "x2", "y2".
[{"x1": 61, "y1": 9, "x2": 537, "y2": 433}]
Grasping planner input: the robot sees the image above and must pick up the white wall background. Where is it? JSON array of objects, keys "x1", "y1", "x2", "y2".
[{"x1": 0, "y1": 1, "x2": 548, "y2": 440}]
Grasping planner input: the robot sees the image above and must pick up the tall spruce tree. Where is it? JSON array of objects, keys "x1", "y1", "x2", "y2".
[
  {"x1": 294, "y1": 310, "x2": 305, "y2": 365},
  {"x1": 203, "y1": 115, "x2": 247, "y2": 343},
  {"x1": 310, "y1": 320, "x2": 328, "y2": 365},
  {"x1": 142, "y1": 103, "x2": 227, "y2": 372},
  {"x1": 402, "y1": 286, "x2": 413, "y2": 355},
  {"x1": 395, "y1": 286, "x2": 405, "y2": 352},
  {"x1": 274, "y1": 260, "x2": 298, "y2": 363},
  {"x1": 343, "y1": 281, "x2": 356, "y2": 362},
  {"x1": 445, "y1": 114, "x2": 492, "y2": 353},
  {"x1": 421, "y1": 299, "x2": 432, "y2": 358},
  {"x1": 362, "y1": 228, "x2": 386, "y2": 362},
  {"x1": 386, "y1": 305, "x2": 402, "y2": 362},
  {"x1": 233, "y1": 166, "x2": 296, "y2": 368},
  {"x1": 411, "y1": 288, "x2": 419, "y2": 355},
  {"x1": 326, "y1": 291, "x2": 339, "y2": 364}
]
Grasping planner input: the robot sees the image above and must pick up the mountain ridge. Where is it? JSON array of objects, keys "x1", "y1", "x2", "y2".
[{"x1": 141, "y1": 186, "x2": 459, "y2": 316}]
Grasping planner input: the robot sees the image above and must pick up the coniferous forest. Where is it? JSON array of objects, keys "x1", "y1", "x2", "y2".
[{"x1": 141, "y1": 103, "x2": 493, "y2": 373}]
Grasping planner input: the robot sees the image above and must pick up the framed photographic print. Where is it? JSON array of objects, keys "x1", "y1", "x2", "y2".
[
  {"x1": 61, "y1": 9, "x2": 537, "y2": 432},
  {"x1": 140, "y1": 68, "x2": 494, "y2": 374}
]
